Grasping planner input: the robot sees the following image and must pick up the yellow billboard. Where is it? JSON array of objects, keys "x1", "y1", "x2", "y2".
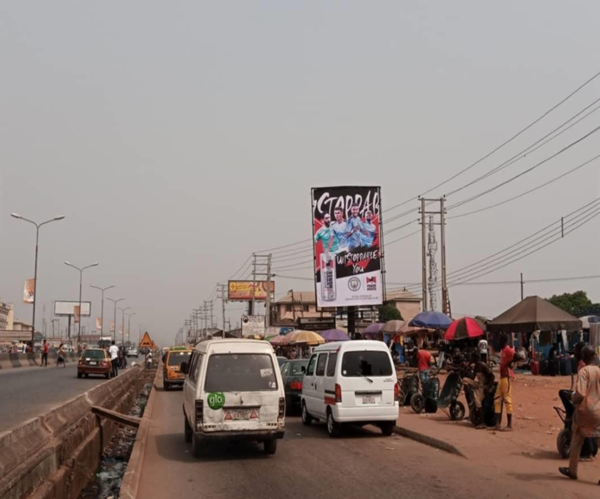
[{"x1": 228, "y1": 280, "x2": 275, "y2": 301}]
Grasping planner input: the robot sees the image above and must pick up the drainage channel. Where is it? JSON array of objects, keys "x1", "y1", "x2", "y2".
[{"x1": 79, "y1": 382, "x2": 153, "y2": 499}]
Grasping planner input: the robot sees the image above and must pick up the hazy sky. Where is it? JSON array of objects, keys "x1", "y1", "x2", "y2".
[{"x1": 1, "y1": 1, "x2": 599, "y2": 345}]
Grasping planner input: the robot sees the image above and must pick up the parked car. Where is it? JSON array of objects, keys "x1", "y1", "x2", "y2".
[
  {"x1": 163, "y1": 347, "x2": 192, "y2": 391},
  {"x1": 182, "y1": 339, "x2": 285, "y2": 457},
  {"x1": 280, "y1": 359, "x2": 308, "y2": 414},
  {"x1": 127, "y1": 347, "x2": 139, "y2": 357},
  {"x1": 78, "y1": 348, "x2": 112, "y2": 379},
  {"x1": 301, "y1": 340, "x2": 399, "y2": 437}
]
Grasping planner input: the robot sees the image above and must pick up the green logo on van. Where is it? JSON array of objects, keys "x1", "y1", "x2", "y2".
[{"x1": 207, "y1": 392, "x2": 225, "y2": 410}]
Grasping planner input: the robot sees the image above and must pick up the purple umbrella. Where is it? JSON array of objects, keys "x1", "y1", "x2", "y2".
[
  {"x1": 363, "y1": 323, "x2": 385, "y2": 336},
  {"x1": 321, "y1": 329, "x2": 351, "y2": 342}
]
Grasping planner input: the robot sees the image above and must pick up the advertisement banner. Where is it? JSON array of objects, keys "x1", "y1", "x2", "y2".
[
  {"x1": 23, "y1": 278, "x2": 35, "y2": 304},
  {"x1": 96, "y1": 317, "x2": 102, "y2": 331},
  {"x1": 311, "y1": 186, "x2": 383, "y2": 308},
  {"x1": 228, "y1": 281, "x2": 275, "y2": 301},
  {"x1": 110, "y1": 321, "x2": 115, "y2": 333},
  {"x1": 74, "y1": 306, "x2": 80, "y2": 324},
  {"x1": 241, "y1": 315, "x2": 266, "y2": 338}
]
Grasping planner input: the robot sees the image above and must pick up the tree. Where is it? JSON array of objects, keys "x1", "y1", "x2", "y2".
[
  {"x1": 378, "y1": 304, "x2": 403, "y2": 322},
  {"x1": 547, "y1": 290, "x2": 600, "y2": 317}
]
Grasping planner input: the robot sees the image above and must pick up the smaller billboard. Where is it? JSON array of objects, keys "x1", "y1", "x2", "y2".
[
  {"x1": 228, "y1": 281, "x2": 275, "y2": 302},
  {"x1": 54, "y1": 301, "x2": 92, "y2": 317},
  {"x1": 241, "y1": 315, "x2": 266, "y2": 338},
  {"x1": 96, "y1": 318, "x2": 102, "y2": 330},
  {"x1": 23, "y1": 278, "x2": 35, "y2": 304}
]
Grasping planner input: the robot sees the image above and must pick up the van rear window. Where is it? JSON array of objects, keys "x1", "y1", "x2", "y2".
[
  {"x1": 341, "y1": 351, "x2": 393, "y2": 377},
  {"x1": 204, "y1": 354, "x2": 278, "y2": 392},
  {"x1": 168, "y1": 352, "x2": 191, "y2": 366}
]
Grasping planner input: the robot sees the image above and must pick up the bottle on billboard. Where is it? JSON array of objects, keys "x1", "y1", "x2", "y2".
[{"x1": 320, "y1": 253, "x2": 336, "y2": 302}]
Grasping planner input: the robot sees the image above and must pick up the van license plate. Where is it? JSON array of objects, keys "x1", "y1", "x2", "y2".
[
  {"x1": 225, "y1": 410, "x2": 251, "y2": 421},
  {"x1": 362, "y1": 396, "x2": 376, "y2": 404},
  {"x1": 89, "y1": 361, "x2": 97, "y2": 366}
]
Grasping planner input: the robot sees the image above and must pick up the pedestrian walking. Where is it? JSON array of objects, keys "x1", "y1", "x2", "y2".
[
  {"x1": 41, "y1": 339, "x2": 49, "y2": 367},
  {"x1": 109, "y1": 340, "x2": 119, "y2": 377},
  {"x1": 56, "y1": 343, "x2": 66, "y2": 368},
  {"x1": 494, "y1": 333, "x2": 522, "y2": 431},
  {"x1": 478, "y1": 336, "x2": 489, "y2": 365},
  {"x1": 559, "y1": 346, "x2": 600, "y2": 481}
]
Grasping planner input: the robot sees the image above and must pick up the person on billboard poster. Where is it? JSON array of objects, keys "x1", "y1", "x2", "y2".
[
  {"x1": 331, "y1": 208, "x2": 349, "y2": 253},
  {"x1": 346, "y1": 203, "x2": 365, "y2": 250},
  {"x1": 360, "y1": 210, "x2": 378, "y2": 248},
  {"x1": 314, "y1": 213, "x2": 340, "y2": 255}
]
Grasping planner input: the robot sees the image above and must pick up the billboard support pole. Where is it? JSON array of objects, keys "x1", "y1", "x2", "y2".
[
  {"x1": 348, "y1": 307, "x2": 356, "y2": 338},
  {"x1": 67, "y1": 315, "x2": 71, "y2": 340},
  {"x1": 250, "y1": 254, "x2": 257, "y2": 316}
]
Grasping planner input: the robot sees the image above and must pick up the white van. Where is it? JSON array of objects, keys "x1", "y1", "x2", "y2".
[
  {"x1": 182, "y1": 339, "x2": 285, "y2": 456},
  {"x1": 301, "y1": 340, "x2": 399, "y2": 437}
]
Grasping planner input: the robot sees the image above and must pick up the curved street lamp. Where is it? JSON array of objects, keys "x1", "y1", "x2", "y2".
[
  {"x1": 64, "y1": 261, "x2": 99, "y2": 345},
  {"x1": 11, "y1": 213, "x2": 65, "y2": 346}
]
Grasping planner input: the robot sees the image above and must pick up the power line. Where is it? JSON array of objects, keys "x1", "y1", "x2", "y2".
[
  {"x1": 384, "y1": 67, "x2": 600, "y2": 214},
  {"x1": 444, "y1": 96, "x2": 600, "y2": 198},
  {"x1": 447, "y1": 125, "x2": 600, "y2": 211},
  {"x1": 448, "y1": 207, "x2": 600, "y2": 288},
  {"x1": 449, "y1": 154, "x2": 600, "y2": 219}
]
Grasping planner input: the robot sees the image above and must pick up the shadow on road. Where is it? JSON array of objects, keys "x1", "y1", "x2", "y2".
[{"x1": 155, "y1": 433, "x2": 272, "y2": 463}]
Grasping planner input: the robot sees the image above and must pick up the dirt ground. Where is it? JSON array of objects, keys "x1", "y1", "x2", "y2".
[{"x1": 397, "y1": 371, "x2": 600, "y2": 494}]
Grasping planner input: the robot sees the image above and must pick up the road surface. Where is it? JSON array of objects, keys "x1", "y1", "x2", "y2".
[
  {"x1": 0, "y1": 363, "x2": 112, "y2": 432},
  {"x1": 137, "y1": 381, "x2": 593, "y2": 499}
]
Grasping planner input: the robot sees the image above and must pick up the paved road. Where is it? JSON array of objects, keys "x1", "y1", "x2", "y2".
[
  {"x1": 0, "y1": 363, "x2": 111, "y2": 432},
  {"x1": 137, "y1": 381, "x2": 583, "y2": 499}
]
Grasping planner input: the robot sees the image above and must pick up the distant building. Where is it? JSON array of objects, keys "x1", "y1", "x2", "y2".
[
  {"x1": 274, "y1": 289, "x2": 422, "y2": 326},
  {"x1": 0, "y1": 300, "x2": 13, "y2": 330}
]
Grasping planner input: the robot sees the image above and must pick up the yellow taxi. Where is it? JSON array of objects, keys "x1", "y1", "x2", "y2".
[{"x1": 163, "y1": 347, "x2": 192, "y2": 391}]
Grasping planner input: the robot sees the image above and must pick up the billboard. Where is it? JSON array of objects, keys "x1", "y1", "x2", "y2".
[
  {"x1": 23, "y1": 278, "x2": 35, "y2": 304},
  {"x1": 54, "y1": 301, "x2": 92, "y2": 317},
  {"x1": 241, "y1": 315, "x2": 266, "y2": 337},
  {"x1": 96, "y1": 317, "x2": 102, "y2": 330},
  {"x1": 228, "y1": 280, "x2": 275, "y2": 301},
  {"x1": 311, "y1": 186, "x2": 384, "y2": 308}
]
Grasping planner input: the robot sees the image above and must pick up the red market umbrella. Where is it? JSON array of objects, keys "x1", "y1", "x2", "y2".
[{"x1": 444, "y1": 317, "x2": 485, "y2": 341}]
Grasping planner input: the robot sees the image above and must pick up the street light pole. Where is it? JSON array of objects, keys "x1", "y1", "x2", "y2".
[
  {"x1": 107, "y1": 297, "x2": 125, "y2": 342},
  {"x1": 126, "y1": 312, "x2": 136, "y2": 343},
  {"x1": 118, "y1": 306, "x2": 131, "y2": 345},
  {"x1": 11, "y1": 213, "x2": 65, "y2": 346},
  {"x1": 90, "y1": 284, "x2": 115, "y2": 337},
  {"x1": 64, "y1": 261, "x2": 99, "y2": 346}
]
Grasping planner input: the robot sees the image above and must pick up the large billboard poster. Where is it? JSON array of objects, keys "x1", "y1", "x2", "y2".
[
  {"x1": 312, "y1": 186, "x2": 383, "y2": 308},
  {"x1": 228, "y1": 281, "x2": 275, "y2": 301}
]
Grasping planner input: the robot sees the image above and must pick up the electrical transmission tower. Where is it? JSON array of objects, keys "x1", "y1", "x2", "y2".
[{"x1": 427, "y1": 215, "x2": 439, "y2": 311}]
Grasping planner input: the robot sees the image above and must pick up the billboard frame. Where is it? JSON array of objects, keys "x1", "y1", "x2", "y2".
[
  {"x1": 311, "y1": 185, "x2": 386, "y2": 309},
  {"x1": 54, "y1": 301, "x2": 92, "y2": 317},
  {"x1": 228, "y1": 280, "x2": 275, "y2": 302}
]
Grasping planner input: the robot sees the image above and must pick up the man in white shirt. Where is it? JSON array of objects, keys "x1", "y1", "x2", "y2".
[
  {"x1": 478, "y1": 338, "x2": 489, "y2": 364},
  {"x1": 109, "y1": 340, "x2": 119, "y2": 377}
]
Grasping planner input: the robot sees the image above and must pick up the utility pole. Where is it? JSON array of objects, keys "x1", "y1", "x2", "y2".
[
  {"x1": 218, "y1": 283, "x2": 227, "y2": 338},
  {"x1": 204, "y1": 300, "x2": 210, "y2": 337},
  {"x1": 265, "y1": 254, "x2": 272, "y2": 328},
  {"x1": 440, "y1": 196, "x2": 449, "y2": 315},
  {"x1": 520, "y1": 273, "x2": 524, "y2": 301},
  {"x1": 419, "y1": 198, "x2": 428, "y2": 312},
  {"x1": 419, "y1": 198, "x2": 451, "y2": 315}
]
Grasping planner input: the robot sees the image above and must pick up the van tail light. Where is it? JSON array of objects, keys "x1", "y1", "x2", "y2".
[
  {"x1": 195, "y1": 400, "x2": 204, "y2": 423},
  {"x1": 100, "y1": 361, "x2": 107, "y2": 367},
  {"x1": 290, "y1": 381, "x2": 303, "y2": 391},
  {"x1": 78, "y1": 360, "x2": 84, "y2": 366},
  {"x1": 278, "y1": 397, "x2": 285, "y2": 418},
  {"x1": 394, "y1": 382, "x2": 400, "y2": 402},
  {"x1": 335, "y1": 384, "x2": 342, "y2": 403}
]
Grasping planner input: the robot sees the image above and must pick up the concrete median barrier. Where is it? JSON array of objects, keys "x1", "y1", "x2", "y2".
[
  {"x1": 0, "y1": 366, "x2": 145, "y2": 499},
  {"x1": 119, "y1": 368, "x2": 160, "y2": 499}
]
